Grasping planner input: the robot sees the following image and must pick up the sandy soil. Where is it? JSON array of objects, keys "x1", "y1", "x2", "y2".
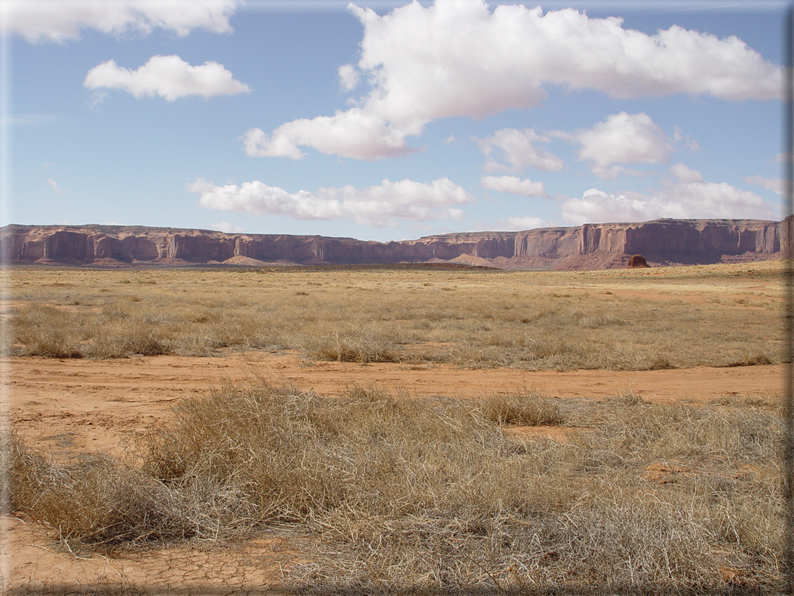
[{"x1": 2, "y1": 352, "x2": 783, "y2": 594}]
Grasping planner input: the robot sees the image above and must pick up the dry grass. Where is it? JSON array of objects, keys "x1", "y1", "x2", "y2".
[
  {"x1": 5, "y1": 262, "x2": 784, "y2": 592},
  {"x1": 8, "y1": 440, "x2": 199, "y2": 546},
  {"x1": 7, "y1": 381, "x2": 784, "y2": 594},
  {"x1": 4, "y1": 261, "x2": 783, "y2": 371},
  {"x1": 480, "y1": 389, "x2": 562, "y2": 426}
]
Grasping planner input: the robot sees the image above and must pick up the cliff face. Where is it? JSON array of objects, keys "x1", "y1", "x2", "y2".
[{"x1": 1, "y1": 218, "x2": 788, "y2": 270}]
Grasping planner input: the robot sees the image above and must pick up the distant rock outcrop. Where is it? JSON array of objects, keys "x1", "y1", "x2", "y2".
[
  {"x1": 627, "y1": 255, "x2": 650, "y2": 268},
  {"x1": 1, "y1": 217, "x2": 788, "y2": 270}
]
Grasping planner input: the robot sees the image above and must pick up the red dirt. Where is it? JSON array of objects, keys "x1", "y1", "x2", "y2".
[{"x1": 2, "y1": 352, "x2": 783, "y2": 594}]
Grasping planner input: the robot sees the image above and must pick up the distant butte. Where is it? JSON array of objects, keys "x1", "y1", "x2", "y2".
[{"x1": 1, "y1": 217, "x2": 789, "y2": 270}]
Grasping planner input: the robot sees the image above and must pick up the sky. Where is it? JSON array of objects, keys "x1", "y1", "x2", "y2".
[{"x1": 1, "y1": 0, "x2": 788, "y2": 241}]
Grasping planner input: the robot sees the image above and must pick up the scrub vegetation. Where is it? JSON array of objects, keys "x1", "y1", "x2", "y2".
[
  {"x1": 5, "y1": 260, "x2": 782, "y2": 370},
  {"x1": 4, "y1": 261, "x2": 784, "y2": 593},
  {"x1": 7, "y1": 382, "x2": 783, "y2": 593}
]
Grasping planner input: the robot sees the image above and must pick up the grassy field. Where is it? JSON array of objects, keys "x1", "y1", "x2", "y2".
[
  {"x1": 3, "y1": 261, "x2": 786, "y2": 593},
  {"x1": 5, "y1": 260, "x2": 783, "y2": 370}
]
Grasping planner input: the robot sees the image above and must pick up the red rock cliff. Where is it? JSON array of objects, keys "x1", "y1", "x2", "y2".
[{"x1": 1, "y1": 217, "x2": 787, "y2": 269}]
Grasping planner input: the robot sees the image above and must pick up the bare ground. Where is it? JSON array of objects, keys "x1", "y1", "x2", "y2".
[{"x1": 2, "y1": 352, "x2": 782, "y2": 594}]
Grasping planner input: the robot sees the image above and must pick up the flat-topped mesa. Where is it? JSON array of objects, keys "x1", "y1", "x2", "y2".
[{"x1": 1, "y1": 217, "x2": 787, "y2": 270}]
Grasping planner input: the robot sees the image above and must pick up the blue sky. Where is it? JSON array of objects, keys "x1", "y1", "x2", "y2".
[{"x1": 2, "y1": 0, "x2": 787, "y2": 241}]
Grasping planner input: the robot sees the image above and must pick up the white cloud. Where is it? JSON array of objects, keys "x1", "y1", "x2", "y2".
[
  {"x1": 189, "y1": 177, "x2": 474, "y2": 227},
  {"x1": 669, "y1": 163, "x2": 703, "y2": 183},
  {"x1": 774, "y1": 152, "x2": 794, "y2": 164},
  {"x1": 561, "y1": 181, "x2": 777, "y2": 225},
  {"x1": 673, "y1": 127, "x2": 699, "y2": 152},
  {"x1": 338, "y1": 64, "x2": 360, "y2": 92},
  {"x1": 4, "y1": 0, "x2": 239, "y2": 42},
  {"x1": 248, "y1": 0, "x2": 780, "y2": 161},
  {"x1": 88, "y1": 90, "x2": 109, "y2": 109},
  {"x1": 743, "y1": 175, "x2": 785, "y2": 195},
  {"x1": 210, "y1": 222, "x2": 245, "y2": 234},
  {"x1": 352, "y1": 1, "x2": 780, "y2": 123},
  {"x1": 481, "y1": 175, "x2": 547, "y2": 198},
  {"x1": 589, "y1": 165, "x2": 651, "y2": 181},
  {"x1": 84, "y1": 55, "x2": 250, "y2": 101},
  {"x1": 243, "y1": 109, "x2": 415, "y2": 161},
  {"x1": 498, "y1": 216, "x2": 550, "y2": 230},
  {"x1": 576, "y1": 112, "x2": 673, "y2": 173},
  {"x1": 478, "y1": 128, "x2": 563, "y2": 173},
  {"x1": 47, "y1": 179, "x2": 63, "y2": 194}
]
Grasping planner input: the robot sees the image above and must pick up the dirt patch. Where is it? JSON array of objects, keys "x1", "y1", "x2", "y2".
[
  {"x1": 3, "y1": 513, "x2": 296, "y2": 594},
  {"x1": 640, "y1": 461, "x2": 695, "y2": 484},
  {"x1": 6, "y1": 353, "x2": 781, "y2": 457},
  {"x1": 3, "y1": 353, "x2": 783, "y2": 594}
]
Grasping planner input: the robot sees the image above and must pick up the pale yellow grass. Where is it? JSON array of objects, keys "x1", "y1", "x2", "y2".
[
  {"x1": 3, "y1": 261, "x2": 786, "y2": 594},
  {"x1": 5, "y1": 261, "x2": 782, "y2": 370},
  {"x1": 7, "y1": 381, "x2": 783, "y2": 593}
]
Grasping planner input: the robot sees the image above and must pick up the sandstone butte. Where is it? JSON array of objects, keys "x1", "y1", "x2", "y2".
[{"x1": 1, "y1": 217, "x2": 790, "y2": 270}]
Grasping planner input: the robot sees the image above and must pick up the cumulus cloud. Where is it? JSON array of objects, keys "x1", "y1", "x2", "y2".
[
  {"x1": 588, "y1": 165, "x2": 653, "y2": 181},
  {"x1": 210, "y1": 222, "x2": 245, "y2": 234},
  {"x1": 4, "y1": 0, "x2": 239, "y2": 41},
  {"x1": 243, "y1": 109, "x2": 416, "y2": 161},
  {"x1": 669, "y1": 163, "x2": 703, "y2": 183},
  {"x1": 247, "y1": 0, "x2": 780, "y2": 161},
  {"x1": 188, "y1": 177, "x2": 474, "y2": 227},
  {"x1": 478, "y1": 129, "x2": 563, "y2": 173},
  {"x1": 352, "y1": 1, "x2": 780, "y2": 122},
  {"x1": 481, "y1": 175, "x2": 547, "y2": 198},
  {"x1": 498, "y1": 216, "x2": 550, "y2": 230},
  {"x1": 47, "y1": 179, "x2": 63, "y2": 194},
  {"x1": 338, "y1": 64, "x2": 360, "y2": 92},
  {"x1": 560, "y1": 180, "x2": 777, "y2": 225},
  {"x1": 744, "y1": 175, "x2": 785, "y2": 195},
  {"x1": 84, "y1": 55, "x2": 250, "y2": 101},
  {"x1": 574, "y1": 112, "x2": 673, "y2": 176}
]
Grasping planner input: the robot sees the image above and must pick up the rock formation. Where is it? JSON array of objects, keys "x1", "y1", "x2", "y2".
[
  {"x1": 1, "y1": 217, "x2": 788, "y2": 270},
  {"x1": 627, "y1": 255, "x2": 649, "y2": 268}
]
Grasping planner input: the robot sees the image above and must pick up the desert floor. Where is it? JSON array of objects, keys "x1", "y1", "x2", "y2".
[
  {"x1": 2, "y1": 261, "x2": 785, "y2": 594},
  {"x1": 4, "y1": 353, "x2": 782, "y2": 594}
]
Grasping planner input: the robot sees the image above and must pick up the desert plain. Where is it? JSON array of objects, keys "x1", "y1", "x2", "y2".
[{"x1": 1, "y1": 260, "x2": 786, "y2": 594}]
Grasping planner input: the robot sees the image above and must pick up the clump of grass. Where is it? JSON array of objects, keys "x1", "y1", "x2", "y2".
[
  {"x1": 8, "y1": 382, "x2": 784, "y2": 593},
  {"x1": 8, "y1": 302, "x2": 282, "y2": 359},
  {"x1": 480, "y1": 389, "x2": 562, "y2": 426},
  {"x1": 7, "y1": 438, "x2": 201, "y2": 547},
  {"x1": 89, "y1": 324, "x2": 170, "y2": 358},
  {"x1": 713, "y1": 392, "x2": 779, "y2": 412},
  {"x1": 720, "y1": 351, "x2": 775, "y2": 367},
  {"x1": 11, "y1": 305, "x2": 87, "y2": 358},
  {"x1": 303, "y1": 330, "x2": 402, "y2": 363}
]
